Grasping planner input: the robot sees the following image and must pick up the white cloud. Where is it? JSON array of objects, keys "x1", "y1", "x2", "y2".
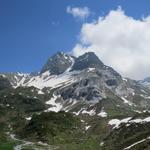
[
  {"x1": 66, "y1": 6, "x2": 90, "y2": 20},
  {"x1": 72, "y1": 7, "x2": 150, "y2": 80}
]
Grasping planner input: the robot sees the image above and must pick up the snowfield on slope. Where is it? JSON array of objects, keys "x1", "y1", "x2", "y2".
[
  {"x1": 16, "y1": 70, "x2": 80, "y2": 89},
  {"x1": 109, "y1": 117, "x2": 150, "y2": 129},
  {"x1": 45, "y1": 94, "x2": 63, "y2": 112}
]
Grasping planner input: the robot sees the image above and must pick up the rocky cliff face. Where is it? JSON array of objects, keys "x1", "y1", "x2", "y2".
[
  {"x1": 40, "y1": 52, "x2": 75, "y2": 75},
  {"x1": 72, "y1": 52, "x2": 104, "y2": 71}
]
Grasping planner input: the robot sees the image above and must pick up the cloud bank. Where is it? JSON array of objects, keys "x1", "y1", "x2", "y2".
[
  {"x1": 72, "y1": 7, "x2": 150, "y2": 80},
  {"x1": 66, "y1": 6, "x2": 90, "y2": 20}
]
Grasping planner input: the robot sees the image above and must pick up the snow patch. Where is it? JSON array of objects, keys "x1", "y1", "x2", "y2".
[
  {"x1": 85, "y1": 125, "x2": 91, "y2": 130},
  {"x1": 37, "y1": 141, "x2": 48, "y2": 146},
  {"x1": 109, "y1": 117, "x2": 150, "y2": 129},
  {"x1": 122, "y1": 78, "x2": 127, "y2": 82},
  {"x1": 141, "y1": 89, "x2": 147, "y2": 94},
  {"x1": 97, "y1": 108, "x2": 107, "y2": 117},
  {"x1": 38, "y1": 90, "x2": 44, "y2": 94},
  {"x1": 63, "y1": 99, "x2": 77, "y2": 112},
  {"x1": 82, "y1": 109, "x2": 96, "y2": 116},
  {"x1": 134, "y1": 110, "x2": 142, "y2": 113},
  {"x1": 87, "y1": 68, "x2": 95, "y2": 72},
  {"x1": 73, "y1": 108, "x2": 85, "y2": 116},
  {"x1": 0, "y1": 74, "x2": 6, "y2": 78},
  {"x1": 100, "y1": 142, "x2": 104, "y2": 146},
  {"x1": 140, "y1": 94, "x2": 150, "y2": 99},
  {"x1": 124, "y1": 136, "x2": 150, "y2": 149},
  {"x1": 108, "y1": 117, "x2": 132, "y2": 129},
  {"x1": 21, "y1": 70, "x2": 80, "y2": 89},
  {"x1": 66, "y1": 56, "x2": 75, "y2": 72},
  {"x1": 45, "y1": 94, "x2": 62, "y2": 112},
  {"x1": 26, "y1": 117, "x2": 32, "y2": 121},
  {"x1": 121, "y1": 97, "x2": 135, "y2": 106}
]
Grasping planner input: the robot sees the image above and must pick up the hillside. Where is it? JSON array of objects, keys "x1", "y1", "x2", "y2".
[{"x1": 1, "y1": 52, "x2": 150, "y2": 150}]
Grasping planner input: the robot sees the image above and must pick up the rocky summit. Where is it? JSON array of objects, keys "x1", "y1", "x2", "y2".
[
  {"x1": 1, "y1": 52, "x2": 150, "y2": 150},
  {"x1": 72, "y1": 52, "x2": 104, "y2": 71},
  {"x1": 40, "y1": 52, "x2": 74, "y2": 75}
]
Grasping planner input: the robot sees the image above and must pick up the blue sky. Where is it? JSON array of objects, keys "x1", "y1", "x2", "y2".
[{"x1": 1, "y1": 0, "x2": 150, "y2": 75}]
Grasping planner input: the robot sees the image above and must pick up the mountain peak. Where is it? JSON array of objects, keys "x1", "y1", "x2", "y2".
[
  {"x1": 55, "y1": 51, "x2": 65, "y2": 57},
  {"x1": 72, "y1": 52, "x2": 104, "y2": 71},
  {"x1": 40, "y1": 51, "x2": 74, "y2": 75}
]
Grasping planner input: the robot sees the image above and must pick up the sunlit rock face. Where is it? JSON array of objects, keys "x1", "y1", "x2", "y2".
[{"x1": 40, "y1": 52, "x2": 75, "y2": 75}]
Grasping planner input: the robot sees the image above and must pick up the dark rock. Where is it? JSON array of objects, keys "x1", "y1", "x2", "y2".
[
  {"x1": 0, "y1": 76, "x2": 11, "y2": 90},
  {"x1": 106, "y1": 79, "x2": 117, "y2": 86},
  {"x1": 40, "y1": 52, "x2": 74, "y2": 75},
  {"x1": 72, "y1": 52, "x2": 104, "y2": 71}
]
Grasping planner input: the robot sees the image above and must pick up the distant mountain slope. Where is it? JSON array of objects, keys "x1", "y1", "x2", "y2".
[
  {"x1": 2, "y1": 52, "x2": 150, "y2": 114},
  {"x1": 140, "y1": 77, "x2": 150, "y2": 89},
  {"x1": 0, "y1": 75, "x2": 11, "y2": 90}
]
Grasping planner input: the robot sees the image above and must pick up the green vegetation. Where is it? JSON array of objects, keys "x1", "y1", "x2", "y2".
[
  {"x1": 18, "y1": 111, "x2": 82, "y2": 144},
  {"x1": 102, "y1": 115, "x2": 150, "y2": 150},
  {"x1": 0, "y1": 142, "x2": 15, "y2": 150},
  {"x1": 0, "y1": 83, "x2": 150, "y2": 149}
]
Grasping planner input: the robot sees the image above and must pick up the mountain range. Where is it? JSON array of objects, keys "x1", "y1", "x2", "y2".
[{"x1": 1, "y1": 51, "x2": 150, "y2": 150}]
